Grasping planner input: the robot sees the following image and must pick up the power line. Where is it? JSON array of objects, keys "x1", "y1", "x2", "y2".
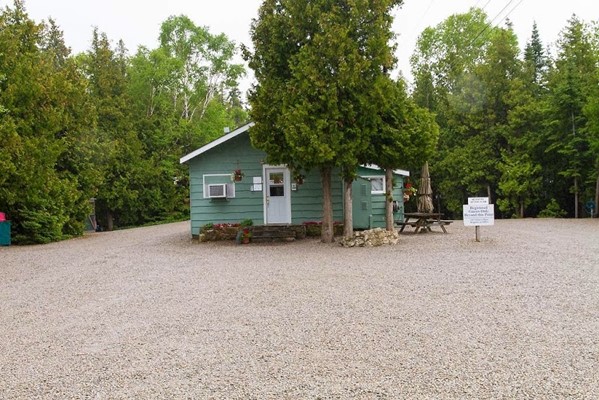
[
  {"x1": 469, "y1": 0, "x2": 525, "y2": 47},
  {"x1": 500, "y1": 0, "x2": 525, "y2": 26},
  {"x1": 489, "y1": 0, "x2": 516, "y2": 26},
  {"x1": 480, "y1": 0, "x2": 492, "y2": 12},
  {"x1": 419, "y1": 0, "x2": 435, "y2": 25}
]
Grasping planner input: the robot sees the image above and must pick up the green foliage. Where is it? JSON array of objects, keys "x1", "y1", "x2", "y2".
[
  {"x1": 411, "y1": 8, "x2": 495, "y2": 112},
  {"x1": 77, "y1": 16, "x2": 247, "y2": 231},
  {"x1": 368, "y1": 78, "x2": 439, "y2": 171},
  {"x1": 497, "y1": 153, "x2": 542, "y2": 217},
  {"x1": 248, "y1": 0, "x2": 401, "y2": 170},
  {"x1": 411, "y1": 9, "x2": 516, "y2": 216},
  {"x1": 246, "y1": 0, "x2": 402, "y2": 241},
  {"x1": 538, "y1": 199, "x2": 567, "y2": 218},
  {"x1": 0, "y1": 2, "x2": 247, "y2": 243},
  {"x1": 542, "y1": 16, "x2": 598, "y2": 217},
  {"x1": 0, "y1": 1, "x2": 98, "y2": 243},
  {"x1": 523, "y1": 22, "x2": 549, "y2": 88},
  {"x1": 3, "y1": 0, "x2": 599, "y2": 247},
  {"x1": 239, "y1": 218, "x2": 253, "y2": 227},
  {"x1": 410, "y1": 8, "x2": 599, "y2": 219},
  {"x1": 128, "y1": 16, "x2": 247, "y2": 154}
]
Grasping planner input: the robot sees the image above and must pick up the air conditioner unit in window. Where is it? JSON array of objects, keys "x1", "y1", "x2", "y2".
[{"x1": 207, "y1": 183, "x2": 227, "y2": 198}]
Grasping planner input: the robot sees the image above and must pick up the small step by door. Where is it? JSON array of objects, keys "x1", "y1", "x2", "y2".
[{"x1": 264, "y1": 167, "x2": 291, "y2": 224}]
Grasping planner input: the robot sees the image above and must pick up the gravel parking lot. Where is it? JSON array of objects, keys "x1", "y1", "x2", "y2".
[{"x1": 1, "y1": 219, "x2": 598, "y2": 399}]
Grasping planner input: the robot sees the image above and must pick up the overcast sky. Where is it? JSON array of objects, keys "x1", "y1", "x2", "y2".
[{"x1": 7, "y1": 0, "x2": 598, "y2": 92}]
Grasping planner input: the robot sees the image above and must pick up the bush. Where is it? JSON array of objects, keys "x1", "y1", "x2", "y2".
[
  {"x1": 538, "y1": 198, "x2": 567, "y2": 218},
  {"x1": 200, "y1": 223, "x2": 240, "y2": 241},
  {"x1": 240, "y1": 218, "x2": 253, "y2": 227}
]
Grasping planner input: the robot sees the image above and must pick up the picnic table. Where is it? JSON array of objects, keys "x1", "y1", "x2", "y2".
[{"x1": 397, "y1": 212, "x2": 453, "y2": 234}]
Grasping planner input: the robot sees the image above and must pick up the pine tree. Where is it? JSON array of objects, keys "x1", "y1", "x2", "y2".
[
  {"x1": 0, "y1": 1, "x2": 97, "y2": 242},
  {"x1": 246, "y1": 0, "x2": 402, "y2": 242},
  {"x1": 545, "y1": 15, "x2": 597, "y2": 217}
]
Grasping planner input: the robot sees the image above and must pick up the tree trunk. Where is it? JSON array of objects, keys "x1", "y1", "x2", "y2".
[
  {"x1": 519, "y1": 199, "x2": 524, "y2": 218},
  {"x1": 106, "y1": 211, "x2": 114, "y2": 232},
  {"x1": 595, "y1": 173, "x2": 599, "y2": 218},
  {"x1": 574, "y1": 176, "x2": 579, "y2": 219},
  {"x1": 320, "y1": 166, "x2": 334, "y2": 243},
  {"x1": 343, "y1": 177, "x2": 353, "y2": 238},
  {"x1": 385, "y1": 167, "x2": 394, "y2": 231}
]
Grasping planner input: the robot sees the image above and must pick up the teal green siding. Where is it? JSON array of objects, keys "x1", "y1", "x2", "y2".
[
  {"x1": 290, "y1": 170, "x2": 343, "y2": 224},
  {"x1": 188, "y1": 133, "x2": 266, "y2": 236},
  {"x1": 185, "y1": 131, "x2": 404, "y2": 236},
  {"x1": 186, "y1": 132, "x2": 343, "y2": 236},
  {"x1": 352, "y1": 177, "x2": 372, "y2": 229},
  {"x1": 355, "y1": 166, "x2": 406, "y2": 229}
]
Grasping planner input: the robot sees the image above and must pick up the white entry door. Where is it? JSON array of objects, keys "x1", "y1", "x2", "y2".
[{"x1": 264, "y1": 167, "x2": 291, "y2": 224}]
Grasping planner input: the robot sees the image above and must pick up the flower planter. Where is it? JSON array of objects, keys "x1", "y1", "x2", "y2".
[{"x1": 232, "y1": 169, "x2": 244, "y2": 182}]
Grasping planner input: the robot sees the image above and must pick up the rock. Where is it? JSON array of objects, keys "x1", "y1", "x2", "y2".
[{"x1": 339, "y1": 228, "x2": 400, "y2": 247}]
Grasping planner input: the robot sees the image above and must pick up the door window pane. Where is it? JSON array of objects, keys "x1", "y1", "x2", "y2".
[
  {"x1": 269, "y1": 172, "x2": 284, "y2": 184},
  {"x1": 270, "y1": 186, "x2": 285, "y2": 196}
]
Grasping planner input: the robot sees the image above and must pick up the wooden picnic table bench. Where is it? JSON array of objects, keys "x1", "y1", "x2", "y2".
[
  {"x1": 397, "y1": 213, "x2": 452, "y2": 234},
  {"x1": 426, "y1": 219, "x2": 453, "y2": 233},
  {"x1": 396, "y1": 221, "x2": 418, "y2": 230}
]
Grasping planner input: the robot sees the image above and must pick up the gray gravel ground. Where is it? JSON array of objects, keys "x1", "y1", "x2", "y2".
[{"x1": 1, "y1": 219, "x2": 598, "y2": 399}]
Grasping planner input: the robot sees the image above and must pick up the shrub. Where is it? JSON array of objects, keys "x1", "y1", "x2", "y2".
[
  {"x1": 240, "y1": 218, "x2": 253, "y2": 227},
  {"x1": 538, "y1": 198, "x2": 567, "y2": 218}
]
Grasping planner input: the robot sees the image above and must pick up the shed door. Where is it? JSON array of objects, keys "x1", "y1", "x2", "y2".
[
  {"x1": 264, "y1": 167, "x2": 291, "y2": 224},
  {"x1": 352, "y1": 177, "x2": 372, "y2": 229}
]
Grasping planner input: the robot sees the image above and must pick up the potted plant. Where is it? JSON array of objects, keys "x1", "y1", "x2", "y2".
[
  {"x1": 294, "y1": 173, "x2": 305, "y2": 185},
  {"x1": 232, "y1": 169, "x2": 244, "y2": 182},
  {"x1": 236, "y1": 219, "x2": 253, "y2": 244},
  {"x1": 239, "y1": 227, "x2": 252, "y2": 244}
]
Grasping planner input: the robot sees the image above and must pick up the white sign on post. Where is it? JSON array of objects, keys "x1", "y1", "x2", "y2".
[
  {"x1": 464, "y1": 197, "x2": 494, "y2": 242},
  {"x1": 463, "y1": 203, "x2": 495, "y2": 226},
  {"x1": 468, "y1": 197, "x2": 489, "y2": 206}
]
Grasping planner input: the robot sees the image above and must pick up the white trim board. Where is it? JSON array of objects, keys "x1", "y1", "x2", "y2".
[
  {"x1": 361, "y1": 164, "x2": 410, "y2": 177},
  {"x1": 180, "y1": 122, "x2": 255, "y2": 164}
]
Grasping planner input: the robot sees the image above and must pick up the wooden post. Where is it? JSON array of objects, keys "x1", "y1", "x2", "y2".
[{"x1": 475, "y1": 226, "x2": 480, "y2": 242}]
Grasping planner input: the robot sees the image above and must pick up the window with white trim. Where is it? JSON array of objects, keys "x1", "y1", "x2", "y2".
[
  {"x1": 364, "y1": 176, "x2": 385, "y2": 194},
  {"x1": 202, "y1": 174, "x2": 236, "y2": 199}
]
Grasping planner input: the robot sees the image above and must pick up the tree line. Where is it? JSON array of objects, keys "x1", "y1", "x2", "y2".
[
  {"x1": 411, "y1": 8, "x2": 599, "y2": 219},
  {"x1": 0, "y1": 0, "x2": 247, "y2": 243},
  {"x1": 247, "y1": 3, "x2": 599, "y2": 239},
  {"x1": 2, "y1": 1, "x2": 597, "y2": 244}
]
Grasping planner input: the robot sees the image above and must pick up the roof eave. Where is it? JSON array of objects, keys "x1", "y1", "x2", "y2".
[
  {"x1": 361, "y1": 164, "x2": 410, "y2": 177},
  {"x1": 179, "y1": 122, "x2": 255, "y2": 164}
]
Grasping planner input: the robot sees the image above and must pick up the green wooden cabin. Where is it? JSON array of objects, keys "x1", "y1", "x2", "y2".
[{"x1": 180, "y1": 123, "x2": 409, "y2": 237}]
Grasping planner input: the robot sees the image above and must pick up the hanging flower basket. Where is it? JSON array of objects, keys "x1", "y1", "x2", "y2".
[
  {"x1": 232, "y1": 169, "x2": 244, "y2": 182},
  {"x1": 404, "y1": 186, "x2": 417, "y2": 196}
]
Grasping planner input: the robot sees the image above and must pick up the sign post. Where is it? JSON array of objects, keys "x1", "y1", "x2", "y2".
[
  {"x1": 463, "y1": 197, "x2": 494, "y2": 242},
  {"x1": 585, "y1": 200, "x2": 596, "y2": 218}
]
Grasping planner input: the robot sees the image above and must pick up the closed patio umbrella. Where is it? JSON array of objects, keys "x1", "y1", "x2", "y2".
[{"x1": 417, "y1": 161, "x2": 434, "y2": 213}]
